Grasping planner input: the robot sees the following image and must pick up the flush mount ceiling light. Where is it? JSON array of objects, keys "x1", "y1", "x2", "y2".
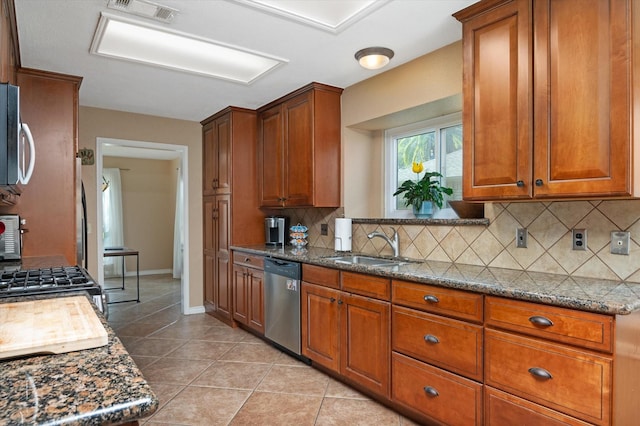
[
  {"x1": 90, "y1": 13, "x2": 286, "y2": 84},
  {"x1": 355, "y1": 47, "x2": 394, "y2": 70}
]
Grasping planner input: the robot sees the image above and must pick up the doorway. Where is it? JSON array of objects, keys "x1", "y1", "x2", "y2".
[{"x1": 96, "y1": 138, "x2": 191, "y2": 314}]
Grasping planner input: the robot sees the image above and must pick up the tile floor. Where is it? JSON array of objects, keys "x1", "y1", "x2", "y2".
[{"x1": 106, "y1": 274, "x2": 420, "y2": 425}]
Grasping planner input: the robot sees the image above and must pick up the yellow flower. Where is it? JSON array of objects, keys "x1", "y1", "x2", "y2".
[{"x1": 412, "y1": 162, "x2": 424, "y2": 174}]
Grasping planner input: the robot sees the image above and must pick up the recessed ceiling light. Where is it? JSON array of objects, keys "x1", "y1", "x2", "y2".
[
  {"x1": 90, "y1": 13, "x2": 287, "y2": 84},
  {"x1": 234, "y1": 0, "x2": 390, "y2": 33}
]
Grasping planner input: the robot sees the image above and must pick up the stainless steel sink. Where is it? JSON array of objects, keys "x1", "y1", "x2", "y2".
[{"x1": 324, "y1": 255, "x2": 409, "y2": 267}]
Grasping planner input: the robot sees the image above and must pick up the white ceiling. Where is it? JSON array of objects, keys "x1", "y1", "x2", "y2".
[{"x1": 13, "y1": 0, "x2": 475, "y2": 123}]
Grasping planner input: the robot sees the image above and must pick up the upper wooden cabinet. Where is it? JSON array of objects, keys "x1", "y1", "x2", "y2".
[
  {"x1": 202, "y1": 113, "x2": 232, "y2": 195},
  {"x1": 258, "y1": 82, "x2": 343, "y2": 208},
  {"x1": 455, "y1": 0, "x2": 638, "y2": 200}
]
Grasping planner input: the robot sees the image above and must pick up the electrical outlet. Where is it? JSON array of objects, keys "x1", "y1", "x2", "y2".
[
  {"x1": 320, "y1": 223, "x2": 328, "y2": 236},
  {"x1": 572, "y1": 229, "x2": 587, "y2": 250},
  {"x1": 516, "y1": 228, "x2": 527, "y2": 248},
  {"x1": 611, "y1": 231, "x2": 630, "y2": 255}
]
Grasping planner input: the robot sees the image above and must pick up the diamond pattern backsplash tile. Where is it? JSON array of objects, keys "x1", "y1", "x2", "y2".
[{"x1": 285, "y1": 200, "x2": 640, "y2": 283}]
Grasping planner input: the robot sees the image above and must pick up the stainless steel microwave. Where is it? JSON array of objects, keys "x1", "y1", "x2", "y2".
[{"x1": 0, "y1": 83, "x2": 35, "y2": 195}]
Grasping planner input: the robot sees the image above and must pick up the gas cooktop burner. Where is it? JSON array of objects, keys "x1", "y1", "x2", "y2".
[{"x1": 0, "y1": 265, "x2": 97, "y2": 296}]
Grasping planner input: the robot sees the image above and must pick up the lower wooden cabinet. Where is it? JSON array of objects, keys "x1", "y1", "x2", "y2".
[
  {"x1": 485, "y1": 328, "x2": 612, "y2": 425},
  {"x1": 301, "y1": 280, "x2": 390, "y2": 398},
  {"x1": 485, "y1": 386, "x2": 592, "y2": 426},
  {"x1": 232, "y1": 253, "x2": 265, "y2": 334},
  {"x1": 392, "y1": 352, "x2": 482, "y2": 426}
]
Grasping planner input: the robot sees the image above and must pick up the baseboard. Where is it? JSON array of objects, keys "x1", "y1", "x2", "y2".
[
  {"x1": 104, "y1": 269, "x2": 173, "y2": 279},
  {"x1": 185, "y1": 305, "x2": 206, "y2": 315}
]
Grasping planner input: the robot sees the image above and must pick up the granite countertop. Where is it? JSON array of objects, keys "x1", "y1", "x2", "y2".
[
  {"x1": 0, "y1": 292, "x2": 158, "y2": 425},
  {"x1": 232, "y1": 245, "x2": 640, "y2": 315}
]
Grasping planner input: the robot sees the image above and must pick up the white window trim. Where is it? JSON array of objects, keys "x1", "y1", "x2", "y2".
[{"x1": 384, "y1": 112, "x2": 462, "y2": 219}]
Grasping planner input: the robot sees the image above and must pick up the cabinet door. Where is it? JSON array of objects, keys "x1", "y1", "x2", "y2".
[
  {"x1": 248, "y1": 269, "x2": 265, "y2": 334},
  {"x1": 232, "y1": 264, "x2": 248, "y2": 325},
  {"x1": 259, "y1": 104, "x2": 285, "y2": 207},
  {"x1": 202, "y1": 122, "x2": 217, "y2": 196},
  {"x1": 459, "y1": 0, "x2": 532, "y2": 200},
  {"x1": 203, "y1": 114, "x2": 232, "y2": 195},
  {"x1": 204, "y1": 253, "x2": 216, "y2": 311},
  {"x1": 533, "y1": 0, "x2": 631, "y2": 197},
  {"x1": 301, "y1": 282, "x2": 340, "y2": 372},
  {"x1": 214, "y1": 195, "x2": 232, "y2": 320},
  {"x1": 341, "y1": 293, "x2": 391, "y2": 398},
  {"x1": 283, "y1": 91, "x2": 313, "y2": 207}
]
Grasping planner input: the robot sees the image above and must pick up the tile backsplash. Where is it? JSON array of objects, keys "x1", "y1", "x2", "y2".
[{"x1": 281, "y1": 199, "x2": 640, "y2": 283}]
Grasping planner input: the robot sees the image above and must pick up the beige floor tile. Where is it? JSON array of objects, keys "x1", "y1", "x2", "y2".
[
  {"x1": 131, "y1": 355, "x2": 161, "y2": 369},
  {"x1": 192, "y1": 360, "x2": 272, "y2": 389},
  {"x1": 115, "y1": 321, "x2": 171, "y2": 338},
  {"x1": 150, "y1": 322, "x2": 216, "y2": 340},
  {"x1": 230, "y1": 391, "x2": 323, "y2": 426},
  {"x1": 125, "y1": 337, "x2": 187, "y2": 357},
  {"x1": 315, "y1": 397, "x2": 403, "y2": 425},
  {"x1": 143, "y1": 383, "x2": 185, "y2": 411},
  {"x1": 200, "y1": 325, "x2": 249, "y2": 342},
  {"x1": 219, "y1": 341, "x2": 284, "y2": 363},
  {"x1": 149, "y1": 386, "x2": 250, "y2": 425},
  {"x1": 166, "y1": 340, "x2": 236, "y2": 360},
  {"x1": 141, "y1": 357, "x2": 212, "y2": 385},
  {"x1": 324, "y1": 378, "x2": 369, "y2": 400},
  {"x1": 257, "y1": 364, "x2": 330, "y2": 396}
]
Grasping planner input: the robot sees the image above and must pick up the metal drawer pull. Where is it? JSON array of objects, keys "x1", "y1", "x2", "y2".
[
  {"x1": 424, "y1": 334, "x2": 440, "y2": 344},
  {"x1": 528, "y1": 367, "x2": 553, "y2": 380},
  {"x1": 330, "y1": 297, "x2": 336, "y2": 303},
  {"x1": 423, "y1": 295, "x2": 439, "y2": 303},
  {"x1": 529, "y1": 315, "x2": 553, "y2": 327},
  {"x1": 423, "y1": 386, "x2": 439, "y2": 397}
]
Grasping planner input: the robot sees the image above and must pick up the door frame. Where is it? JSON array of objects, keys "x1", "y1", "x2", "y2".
[{"x1": 96, "y1": 137, "x2": 192, "y2": 314}]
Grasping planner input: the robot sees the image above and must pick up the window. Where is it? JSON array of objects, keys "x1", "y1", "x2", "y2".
[{"x1": 385, "y1": 113, "x2": 462, "y2": 218}]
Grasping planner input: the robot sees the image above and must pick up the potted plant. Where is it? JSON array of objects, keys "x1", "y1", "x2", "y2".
[{"x1": 393, "y1": 162, "x2": 453, "y2": 218}]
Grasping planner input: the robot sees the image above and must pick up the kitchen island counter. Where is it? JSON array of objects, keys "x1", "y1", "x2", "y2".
[
  {"x1": 232, "y1": 245, "x2": 640, "y2": 315},
  {"x1": 0, "y1": 292, "x2": 157, "y2": 425}
]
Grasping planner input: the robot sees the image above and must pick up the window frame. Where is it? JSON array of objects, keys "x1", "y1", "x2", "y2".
[{"x1": 384, "y1": 112, "x2": 462, "y2": 218}]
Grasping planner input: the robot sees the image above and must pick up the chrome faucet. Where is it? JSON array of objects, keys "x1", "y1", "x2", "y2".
[{"x1": 367, "y1": 227, "x2": 400, "y2": 257}]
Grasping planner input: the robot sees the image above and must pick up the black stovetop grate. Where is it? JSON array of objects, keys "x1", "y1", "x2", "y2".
[{"x1": 0, "y1": 265, "x2": 97, "y2": 295}]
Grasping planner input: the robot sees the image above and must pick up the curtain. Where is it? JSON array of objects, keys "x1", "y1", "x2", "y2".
[
  {"x1": 173, "y1": 167, "x2": 184, "y2": 279},
  {"x1": 103, "y1": 168, "x2": 124, "y2": 277}
]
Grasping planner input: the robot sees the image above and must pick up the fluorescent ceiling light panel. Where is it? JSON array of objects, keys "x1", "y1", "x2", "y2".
[
  {"x1": 233, "y1": 0, "x2": 390, "y2": 33},
  {"x1": 90, "y1": 13, "x2": 286, "y2": 84}
]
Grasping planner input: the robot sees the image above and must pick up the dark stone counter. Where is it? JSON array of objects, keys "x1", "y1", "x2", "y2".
[
  {"x1": 231, "y1": 245, "x2": 640, "y2": 315},
  {"x1": 0, "y1": 292, "x2": 158, "y2": 425}
]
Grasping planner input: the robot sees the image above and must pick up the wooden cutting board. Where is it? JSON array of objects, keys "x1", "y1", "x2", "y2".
[{"x1": 0, "y1": 295, "x2": 108, "y2": 359}]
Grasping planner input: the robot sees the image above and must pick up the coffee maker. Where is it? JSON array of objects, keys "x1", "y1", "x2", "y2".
[{"x1": 265, "y1": 216, "x2": 289, "y2": 246}]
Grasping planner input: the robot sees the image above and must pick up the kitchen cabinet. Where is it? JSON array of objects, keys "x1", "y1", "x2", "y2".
[
  {"x1": 454, "y1": 0, "x2": 639, "y2": 200},
  {"x1": 301, "y1": 266, "x2": 390, "y2": 398},
  {"x1": 0, "y1": 0, "x2": 17, "y2": 84},
  {"x1": 391, "y1": 279, "x2": 483, "y2": 425},
  {"x1": 0, "y1": 68, "x2": 81, "y2": 264},
  {"x1": 232, "y1": 252, "x2": 265, "y2": 334},
  {"x1": 201, "y1": 107, "x2": 263, "y2": 325},
  {"x1": 257, "y1": 82, "x2": 342, "y2": 208},
  {"x1": 484, "y1": 296, "x2": 634, "y2": 426}
]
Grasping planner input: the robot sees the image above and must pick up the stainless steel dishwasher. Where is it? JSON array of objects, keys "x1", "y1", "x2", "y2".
[{"x1": 263, "y1": 258, "x2": 302, "y2": 355}]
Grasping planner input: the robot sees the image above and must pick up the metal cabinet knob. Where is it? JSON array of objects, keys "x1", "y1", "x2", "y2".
[
  {"x1": 516, "y1": 180, "x2": 524, "y2": 187},
  {"x1": 535, "y1": 179, "x2": 543, "y2": 186}
]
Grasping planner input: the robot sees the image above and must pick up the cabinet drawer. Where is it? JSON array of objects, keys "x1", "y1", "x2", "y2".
[
  {"x1": 485, "y1": 296, "x2": 613, "y2": 352},
  {"x1": 485, "y1": 386, "x2": 592, "y2": 426},
  {"x1": 485, "y1": 329, "x2": 612, "y2": 425},
  {"x1": 392, "y1": 280, "x2": 483, "y2": 322},
  {"x1": 392, "y1": 352, "x2": 482, "y2": 426},
  {"x1": 232, "y1": 252, "x2": 264, "y2": 269},
  {"x1": 392, "y1": 306, "x2": 482, "y2": 381},
  {"x1": 342, "y1": 271, "x2": 390, "y2": 300},
  {"x1": 302, "y1": 264, "x2": 339, "y2": 289}
]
